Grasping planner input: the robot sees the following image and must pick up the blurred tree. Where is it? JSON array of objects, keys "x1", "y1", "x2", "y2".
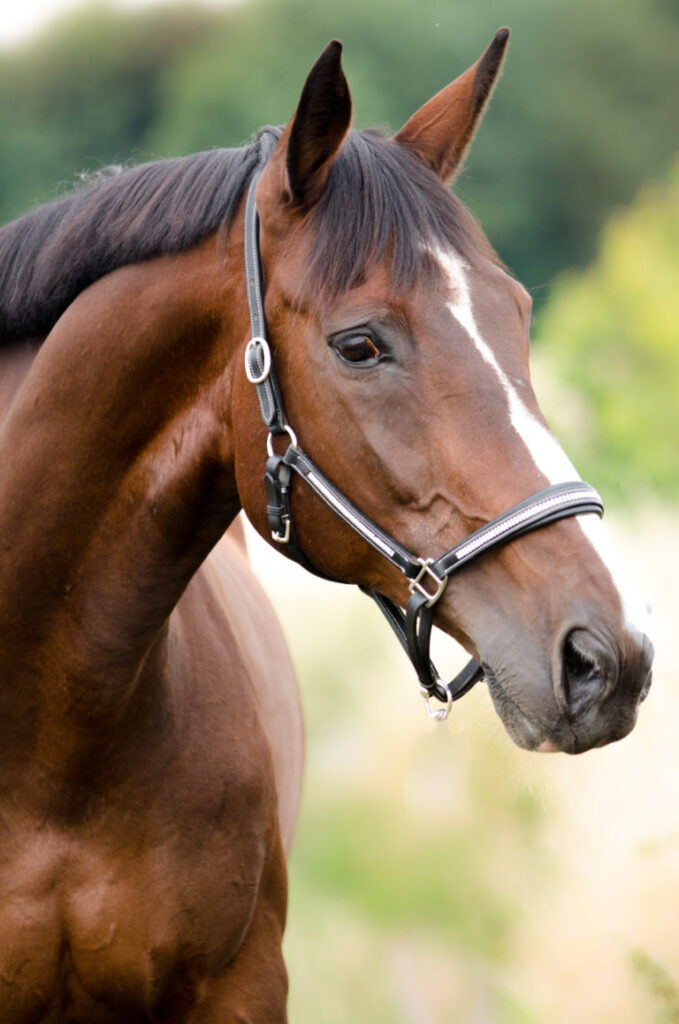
[
  {"x1": 535, "y1": 156, "x2": 679, "y2": 504},
  {"x1": 141, "y1": 0, "x2": 679, "y2": 289},
  {"x1": 0, "y1": 3, "x2": 222, "y2": 221},
  {"x1": 0, "y1": 0, "x2": 678, "y2": 294}
]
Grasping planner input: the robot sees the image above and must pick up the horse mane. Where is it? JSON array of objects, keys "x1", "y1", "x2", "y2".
[{"x1": 0, "y1": 126, "x2": 496, "y2": 345}]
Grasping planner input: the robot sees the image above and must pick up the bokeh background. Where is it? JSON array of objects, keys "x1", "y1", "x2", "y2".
[{"x1": 2, "y1": 1, "x2": 678, "y2": 1020}]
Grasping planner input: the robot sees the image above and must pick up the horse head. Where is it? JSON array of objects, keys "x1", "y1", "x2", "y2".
[{"x1": 233, "y1": 35, "x2": 653, "y2": 754}]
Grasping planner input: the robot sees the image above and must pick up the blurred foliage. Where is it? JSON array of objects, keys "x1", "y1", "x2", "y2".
[
  {"x1": 0, "y1": 3, "x2": 223, "y2": 221},
  {"x1": 279, "y1": 586, "x2": 552, "y2": 1024},
  {"x1": 266, "y1": 552, "x2": 679, "y2": 1023},
  {"x1": 1, "y1": 0, "x2": 678, "y2": 293},
  {"x1": 536, "y1": 157, "x2": 679, "y2": 504},
  {"x1": 628, "y1": 950, "x2": 679, "y2": 1023}
]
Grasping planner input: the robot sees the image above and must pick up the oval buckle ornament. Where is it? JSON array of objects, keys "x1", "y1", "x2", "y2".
[
  {"x1": 420, "y1": 684, "x2": 452, "y2": 722},
  {"x1": 245, "y1": 337, "x2": 272, "y2": 384}
]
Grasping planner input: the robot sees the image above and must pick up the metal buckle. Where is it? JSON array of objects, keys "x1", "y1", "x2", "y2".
[
  {"x1": 272, "y1": 516, "x2": 291, "y2": 544},
  {"x1": 420, "y1": 683, "x2": 453, "y2": 722},
  {"x1": 266, "y1": 425, "x2": 298, "y2": 458},
  {"x1": 409, "y1": 558, "x2": 447, "y2": 607},
  {"x1": 244, "y1": 337, "x2": 272, "y2": 384}
]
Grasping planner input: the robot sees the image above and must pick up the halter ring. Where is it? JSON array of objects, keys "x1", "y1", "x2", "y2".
[
  {"x1": 421, "y1": 683, "x2": 453, "y2": 722},
  {"x1": 266, "y1": 425, "x2": 298, "y2": 458}
]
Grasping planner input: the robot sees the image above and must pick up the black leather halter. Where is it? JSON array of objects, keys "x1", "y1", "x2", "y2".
[{"x1": 242, "y1": 174, "x2": 604, "y2": 719}]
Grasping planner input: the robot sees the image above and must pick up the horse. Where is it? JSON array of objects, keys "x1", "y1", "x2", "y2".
[{"x1": 0, "y1": 29, "x2": 653, "y2": 1023}]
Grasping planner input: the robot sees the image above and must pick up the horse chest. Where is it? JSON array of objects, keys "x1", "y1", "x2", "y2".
[{"x1": 0, "y1": 812, "x2": 266, "y2": 1021}]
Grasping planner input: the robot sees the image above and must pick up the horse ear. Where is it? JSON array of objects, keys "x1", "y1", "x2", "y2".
[
  {"x1": 394, "y1": 28, "x2": 510, "y2": 183},
  {"x1": 267, "y1": 40, "x2": 351, "y2": 211}
]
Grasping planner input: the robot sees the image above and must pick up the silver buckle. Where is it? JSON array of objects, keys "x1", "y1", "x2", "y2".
[
  {"x1": 272, "y1": 516, "x2": 291, "y2": 544},
  {"x1": 409, "y1": 558, "x2": 447, "y2": 607},
  {"x1": 420, "y1": 684, "x2": 453, "y2": 722},
  {"x1": 244, "y1": 337, "x2": 272, "y2": 384}
]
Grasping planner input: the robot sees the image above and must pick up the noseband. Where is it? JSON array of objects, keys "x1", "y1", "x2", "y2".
[{"x1": 242, "y1": 175, "x2": 604, "y2": 720}]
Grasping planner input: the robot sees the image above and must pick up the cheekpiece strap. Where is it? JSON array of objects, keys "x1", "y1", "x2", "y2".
[{"x1": 244, "y1": 178, "x2": 287, "y2": 433}]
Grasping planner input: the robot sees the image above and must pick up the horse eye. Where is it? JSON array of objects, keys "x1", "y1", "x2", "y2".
[{"x1": 333, "y1": 333, "x2": 381, "y2": 366}]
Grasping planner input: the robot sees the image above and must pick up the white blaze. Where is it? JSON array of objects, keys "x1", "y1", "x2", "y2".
[{"x1": 434, "y1": 247, "x2": 652, "y2": 641}]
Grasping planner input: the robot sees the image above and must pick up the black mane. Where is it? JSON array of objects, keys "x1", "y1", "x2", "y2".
[{"x1": 0, "y1": 126, "x2": 494, "y2": 344}]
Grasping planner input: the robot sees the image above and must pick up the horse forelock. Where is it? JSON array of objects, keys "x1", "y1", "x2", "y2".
[{"x1": 301, "y1": 129, "x2": 499, "y2": 303}]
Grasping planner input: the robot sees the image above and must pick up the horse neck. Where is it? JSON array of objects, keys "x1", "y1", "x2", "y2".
[{"x1": 0, "y1": 232, "x2": 247, "y2": 725}]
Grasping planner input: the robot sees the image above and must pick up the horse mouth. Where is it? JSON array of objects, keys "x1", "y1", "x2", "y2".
[
  {"x1": 483, "y1": 667, "x2": 554, "y2": 752},
  {"x1": 482, "y1": 664, "x2": 642, "y2": 755},
  {"x1": 483, "y1": 663, "x2": 626, "y2": 753}
]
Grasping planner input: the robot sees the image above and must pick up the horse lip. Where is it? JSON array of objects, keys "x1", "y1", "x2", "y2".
[
  {"x1": 483, "y1": 665, "x2": 550, "y2": 751},
  {"x1": 484, "y1": 665, "x2": 581, "y2": 753}
]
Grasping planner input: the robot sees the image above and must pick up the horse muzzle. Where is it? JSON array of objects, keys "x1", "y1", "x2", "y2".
[{"x1": 484, "y1": 623, "x2": 654, "y2": 754}]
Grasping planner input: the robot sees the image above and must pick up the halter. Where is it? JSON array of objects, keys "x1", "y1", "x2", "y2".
[{"x1": 242, "y1": 174, "x2": 604, "y2": 720}]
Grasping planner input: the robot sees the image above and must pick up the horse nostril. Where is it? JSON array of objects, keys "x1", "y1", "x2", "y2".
[{"x1": 558, "y1": 628, "x2": 614, "y2": 719}]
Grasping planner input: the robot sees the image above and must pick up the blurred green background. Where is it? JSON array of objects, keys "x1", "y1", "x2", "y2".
[{"x1": 2, "y1": 1, "x2": 678, "y2": 1020}]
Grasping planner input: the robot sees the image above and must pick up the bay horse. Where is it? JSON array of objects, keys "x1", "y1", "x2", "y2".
[{"x1": 0, "y1": 30, "x2": 653, "y2": 1022}]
